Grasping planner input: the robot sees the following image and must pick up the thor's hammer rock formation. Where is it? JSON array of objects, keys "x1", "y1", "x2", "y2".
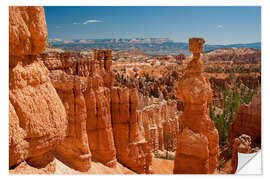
[{"x1": 173, "y1": 38, "x2": 219, "y2": 174}]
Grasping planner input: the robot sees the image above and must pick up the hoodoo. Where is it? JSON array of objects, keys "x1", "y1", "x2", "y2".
[
  {"x1": 9, "y1": 6, "x2": 69, "y2": 169},
  {"x1": 43, "y1": 50, "x2": 117, "y2": 170},
  {"x1": 173, "y1": 38, "x2": 219, "y2": 174}
]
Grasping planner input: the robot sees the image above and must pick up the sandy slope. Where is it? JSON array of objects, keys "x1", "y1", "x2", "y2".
[
  {"x1": 55, "y1": 159, "x2": 135, "y2": 174},
  {"x1": 10, "y1": 159, "x2": 135, "y2": 174},
  {"x1": 10, "y1": 158, "x2": 175, "y2": 174},
  {"x1": 150, "y1": 158, "x2": 174, "y2": 174}
]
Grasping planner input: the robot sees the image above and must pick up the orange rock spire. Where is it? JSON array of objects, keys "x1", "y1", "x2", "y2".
[
  {"x1": 9, "y1": 6, "x2": 92, "y2": 172},
  {"x1": 173, "y1": 38, "x2": 219, "y2": 174}
]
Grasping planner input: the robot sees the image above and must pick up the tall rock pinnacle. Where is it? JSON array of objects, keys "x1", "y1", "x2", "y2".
[{"x1": 173, "y1": 38, "x2": 219, "y2": 174}]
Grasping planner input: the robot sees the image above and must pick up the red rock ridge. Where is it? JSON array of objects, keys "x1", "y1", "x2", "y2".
[{"x1": 202, "y1": 48, "x2": 261, "y2": 64}]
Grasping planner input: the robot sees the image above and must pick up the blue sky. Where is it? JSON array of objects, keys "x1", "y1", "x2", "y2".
[{"x1": 44, "y1": 6, "x2": 261, "y2": 45}]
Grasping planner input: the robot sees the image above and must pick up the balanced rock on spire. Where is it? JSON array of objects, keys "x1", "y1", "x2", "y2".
[{"x1": 173, "y1": 38, "x2": 219, "y2": 174}]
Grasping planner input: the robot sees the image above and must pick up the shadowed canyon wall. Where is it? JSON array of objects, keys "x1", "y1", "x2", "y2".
[{"x1": 229, "y1": 93, "x2": 261, "y2": 147}]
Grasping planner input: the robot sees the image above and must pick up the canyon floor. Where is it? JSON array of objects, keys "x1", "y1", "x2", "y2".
[{"x1": 10, "y1": 158, "x2": 174, "y2": 174}]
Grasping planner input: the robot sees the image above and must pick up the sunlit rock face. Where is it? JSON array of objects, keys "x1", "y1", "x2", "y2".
[
  {"x1": 40, "y1": 48, "x2": 157, "y2": 173},
  {"x1": 40, "y1": 50, "x2": 117, "y2": 170},
  {"x1": 140, "y1": 97, "x2": 180, "y2": 153},
  {"x1": 111, "y1": 87, "x2": 152, "y2": 173},
  {"x1": 9, "y1": 6, "x2": 47, "y2": 56},
  {"x1": 173, "y1": 38, "x2": 219, "y2": 174},
  {"x1": 9, "y1": 6, "x2": 68, "y2": 169}
]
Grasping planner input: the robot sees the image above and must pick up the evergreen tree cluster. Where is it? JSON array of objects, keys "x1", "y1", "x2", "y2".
[{"x1": 210, "y1": 81, "x2": 258, "y2": 146}]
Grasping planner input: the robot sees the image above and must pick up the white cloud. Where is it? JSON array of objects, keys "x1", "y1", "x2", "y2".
[
  {"x1": 82, "y1": 19, "x2": 102, "y2": 24},
  {"x1": 54, "y1": 38, "x2": 62, "y2": 42},
  {"x1": 217, "y1": 25, "x2": 223, "y2": 28}
]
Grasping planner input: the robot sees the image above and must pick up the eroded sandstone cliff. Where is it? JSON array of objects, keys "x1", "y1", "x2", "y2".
[
  {"x1": 39, "y1": 50, "x2": 117, "y2": 169},
  {"x1": 140, "y1": 98, "x2": 180, "y2": 152},
  {"x1": 9, "y1": 6, "x2": 69, "y2": 169},
  {"x1": 111, "y1": 87, "x2": 152, "y2": 173},
  {"x1": 38, "y1": 49, "x2": 182, "y2": 173}
]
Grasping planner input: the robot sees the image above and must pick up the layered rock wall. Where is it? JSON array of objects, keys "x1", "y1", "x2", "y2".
[{"x1": 202, "y1": 48, "x2": 261, "y2": 64}]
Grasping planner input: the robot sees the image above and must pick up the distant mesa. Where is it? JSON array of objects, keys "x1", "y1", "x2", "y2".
[{"x1": 49, "y1": 38, "x2": 261, "y2": 56}]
